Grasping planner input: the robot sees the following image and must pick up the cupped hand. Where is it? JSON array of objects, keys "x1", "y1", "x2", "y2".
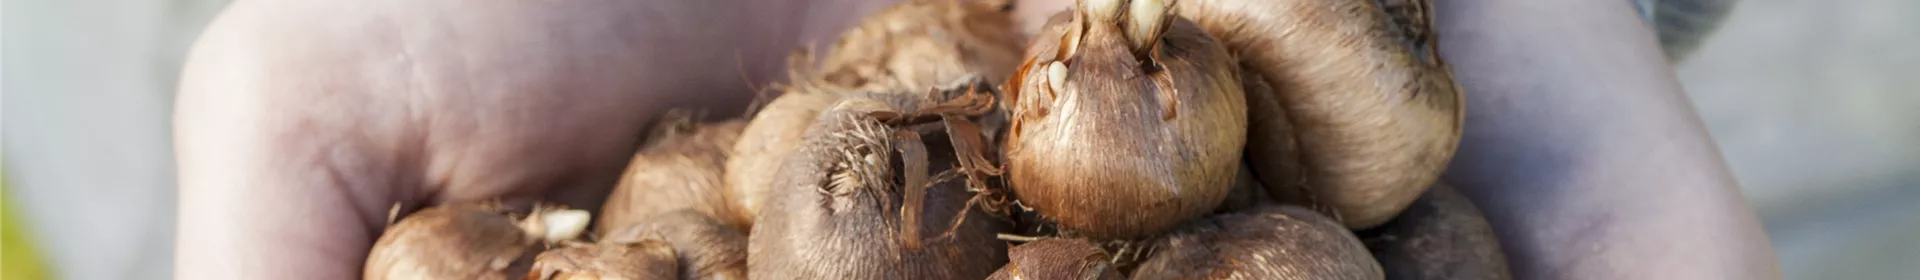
[
  {"x1": 174, "y1": 0, "x2": 892, "y2": 278},
  {"x1": 176, "y1": 0, "x2": 1777, "y2": 279}
]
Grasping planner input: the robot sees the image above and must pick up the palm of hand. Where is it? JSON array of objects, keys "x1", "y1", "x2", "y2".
[{"x1": 171, "y1": 0, "x2": 891, "y2": 278}]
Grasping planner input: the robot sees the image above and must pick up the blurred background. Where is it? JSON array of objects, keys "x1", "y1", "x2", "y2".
[{"x1": 2, "y1": 0, "x2": 1915, "y2": 279}]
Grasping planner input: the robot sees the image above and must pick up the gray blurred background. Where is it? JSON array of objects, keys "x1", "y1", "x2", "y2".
[{"x1": 2, "y1": 0, "x2": 1915, "y2": 279}]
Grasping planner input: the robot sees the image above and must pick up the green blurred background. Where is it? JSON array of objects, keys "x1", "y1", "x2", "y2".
[{"x1": 5, "y1": 173, "x2": 55, "y2": 280}]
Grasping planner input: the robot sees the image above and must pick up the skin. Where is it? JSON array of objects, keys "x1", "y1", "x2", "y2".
[
  {"x1": 175, "y1": 0, "x2": 1778, "y2": 279},
  {"x1": 1431, "y1": 0, "x2": 1780, "y2": 278},
  {"x1": 175, "y1": 0, "x2": 895, "y2": 278}
]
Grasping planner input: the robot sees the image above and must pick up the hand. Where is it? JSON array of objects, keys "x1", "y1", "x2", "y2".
[
  {"x1": 173, "y1": 0, "x2": 893, "y2": 278},
  {"x1": 1434, "y1": 0, "x2": 1780, "y2": 279},
  {"x1": 1010, "y1": 0, "x2": 1780, "y2": 278},
  {"x1": 177, "y1": 0, "x2": 1779, "y2": 279}
]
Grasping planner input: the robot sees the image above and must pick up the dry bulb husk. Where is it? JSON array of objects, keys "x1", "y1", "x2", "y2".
[
  {"x1": 600, "y1": 111, "x2": 747, "y2": 233},
  {"x1": 987, "y1": 238, "x2": 1126, "y2": 280},
  {"x1": 1359, "y1": 184, "x2": 1512, "y2": 280},
  {"x1": 724, "y1": 87, "x2": 843, "y2": 231},
  {"x1": 728, "y1": 0, "x2": 1026, "y2": 231},
  {"x1": 747, "y1": 82, "x2": 1012, "y2": 279},
  {"x1": 1003, "y1": 0, "x2": 1247, "y2": 239},
  {"x1": 363, "y1": 0, "x2": 1486, "y2": 278},
  {"x1": 1131, "y1": 205, "x2": 1384, "y2": 279},
  {"x1": 524, "y1": 240, "x2": 680, "y2": 280},
  {"x1": 1174, "y1": 0, "x2": 1465, "y2": 229},
  {"x1": 603, "y1": 210, "x2": 750, "y2": 280},
  {"x1": 815, "y1": 0, "x2": 1026, "y2": 93},
  {"x1": 364, "y1": 203, "x2": 589, "y2": 280}
]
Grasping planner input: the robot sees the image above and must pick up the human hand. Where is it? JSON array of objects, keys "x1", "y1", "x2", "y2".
[
  {"x1": 1008, "y1": 0, "x2": 1778, "y2": 279},
  {"x1": 173, "y1": 0, "x2": 894, "y2": 278},
  {"x1": 176, "y1": 0, "x2": 1777, "y2": 279},
  {"x1": 1433, "y1": 0, "x2": 1779, "y2": 278}
]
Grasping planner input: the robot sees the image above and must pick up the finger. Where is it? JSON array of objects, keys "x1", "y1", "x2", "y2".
[
  {"x1": 1433, "y1": 0, "x2": 1779, "y2": 278},
  {"x1": 1013, "y1": 0, "x2": 1075, "y2": 34},
  {"x1": 176, "y1": 2, "x2": 420, "y2": 278},
  {"x1": 176, "y1": 0, "x2": 838, "y2": 278}
]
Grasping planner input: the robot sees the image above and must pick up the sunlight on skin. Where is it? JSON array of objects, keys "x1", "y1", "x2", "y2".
[{"x1": 173, "y1": 0, "x2": 1776, "y2": 279}]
